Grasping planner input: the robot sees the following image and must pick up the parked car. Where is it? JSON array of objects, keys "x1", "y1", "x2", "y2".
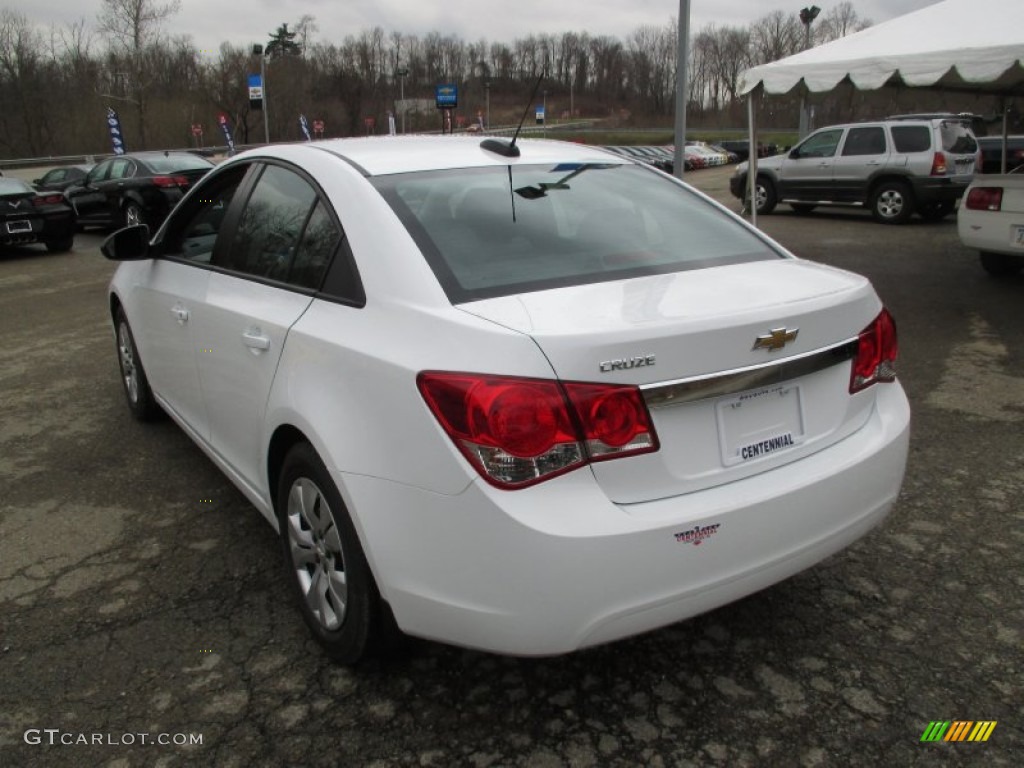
[
  {"x1": 66, "y1": 151, "x2": 214, "y2": 231},
  {"x1": 708, "y1": 144, "x2": 740, "y2": 164},
  {"x1": 957, "y1": 171, "x2": 1024, "y2": 276},
  {"x1": 602, "y1": 146, "x2": 673, "y2": 173},
  {"x1": 687, "y1": 141, "x2": 726, "y2": 167},
  {"x1": 32, "y1": 164, "x2": 93, "y2": 193},
  {"x1": 976, "y1": 135, "x2": 1024, "y2": 174},
  {"x1": 0, "y1": 177, "x2": 75, "y2": 253},
  {"x1": 103, "y1": 136, "x2": 910, "y2": 663},
  {"x1": 730, "y1": 116, "x2": 980, "y2": 223}
]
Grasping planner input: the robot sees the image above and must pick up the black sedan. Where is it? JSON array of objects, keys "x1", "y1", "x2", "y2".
[
  {"x1": 0, "y1": 178, "x2": 75, "y2": 253},
  {"x1": 32, "y1": 164, "x2": 94, "y2": 193},
  {"x1": 65, "y1": 152, "x2": 214, "y2": 231}
]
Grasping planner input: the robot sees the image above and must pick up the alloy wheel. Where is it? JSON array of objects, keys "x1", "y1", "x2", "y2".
[
  {"x1": 286, "y1": 478, "x2": 348, "y2": 631},
  {"x1": 117, "y1": 321, "x2": 138, "y2": 404}
]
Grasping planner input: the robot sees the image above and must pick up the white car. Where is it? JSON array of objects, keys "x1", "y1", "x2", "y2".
[
  {"x1": 104, "y1": 136, "x2": 910, "y2": 663},
  {"x1": 957, "y1": 172, "x2": 1024, "y2": 276}
]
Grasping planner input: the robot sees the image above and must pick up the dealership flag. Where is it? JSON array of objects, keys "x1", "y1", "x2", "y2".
[
  {"x1": 217, "y1": 113, "x2": 236, "y2": 155},
  {"x1": 299, "y1": 114, "x2": 312, "y2": 141},
  {"x1": 106, "y1": 107, "x2": 126, "y2": 155}
]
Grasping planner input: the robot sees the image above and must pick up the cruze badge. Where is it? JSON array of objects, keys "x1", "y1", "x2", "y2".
[
  {"x1": 752, "y1": 327, "x2": 798, "y2": 352},
  {"x1": 599, "y1": 354, "x2": 655, "y2": 373}
]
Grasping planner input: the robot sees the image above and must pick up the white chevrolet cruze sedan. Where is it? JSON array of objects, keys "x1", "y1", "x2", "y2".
[{"x1": 104, "y1": 136, "x2": 910, "y2": 663}]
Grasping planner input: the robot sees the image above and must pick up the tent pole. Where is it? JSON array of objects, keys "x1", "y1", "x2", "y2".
[
  {"x1": 1001, "y1": 98, "x2": 1008, "y2": 174},
  {"x1": 748, "y1": 89, "x2": 759, "y2": 228}
]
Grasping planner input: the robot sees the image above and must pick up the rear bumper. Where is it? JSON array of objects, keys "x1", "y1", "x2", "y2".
[
  {"x1": 0, "y1": 210, "x2": 73, "y2": 246},
  {"x1": 957, "y1": 209, "x2": 1024, "y2": 257},
  {"x1": 341, "y1": 383, "x2": 910, "y2": 656},
  {"x1": 909, "y1": 177, "x2": 970, "y2": 205}
]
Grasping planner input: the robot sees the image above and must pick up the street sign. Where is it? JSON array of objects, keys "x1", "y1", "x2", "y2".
[
  {"x1": 313, "y1": 119, "x2": 325, "y2": 133},
  {"x1": 248, "y1": 74, "x2": 263, "y2": 110},
  {"x1": 435, "y1": 84, "x2": 458, "y2": 109},
  {"x1": 191, "y1": 124, "x2": 203, "y2": 136},
  {"x1": 535, "y1": 105, "x2": 545, "y2": 124}
]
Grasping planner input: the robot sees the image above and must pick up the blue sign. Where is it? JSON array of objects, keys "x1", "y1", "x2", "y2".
[
  {"x1": 106, "y1": 107, "x2": 126, "y2": 155},
  {"x1": 535, "y1": 105, "x2": 545, "y2": 124},
  {"x1": 435, "y1": 84, "x2": 458, "y2": 109},
  {"x1": 247, "y1": 73, "x2": 263, "y2": 101}
]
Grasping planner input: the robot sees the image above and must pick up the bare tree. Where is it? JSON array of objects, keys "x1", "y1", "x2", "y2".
[
  {"x1": 97, "y1": 0, "x2": 182, "y2": 149},
  {"x1": 816, "y1": 2, "x2": 872, "y2": 44},
  {"x1": 749, "y1": 10, "x2": 802, "y2": 65}
]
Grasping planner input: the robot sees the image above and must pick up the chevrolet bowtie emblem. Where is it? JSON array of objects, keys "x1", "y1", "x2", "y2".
[{"x1": 753, "y1": 327, "x2": 799, "y2": 352}]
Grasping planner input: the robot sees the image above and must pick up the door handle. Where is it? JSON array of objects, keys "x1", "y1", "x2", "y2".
[
  {"x1": 242, "y1": 330, "x2": 271, "y2": 351},
  {"x1": 171, "y1": 305, "x2": 189, "y2": 324}
]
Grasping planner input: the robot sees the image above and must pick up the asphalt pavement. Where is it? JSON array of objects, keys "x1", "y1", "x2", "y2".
[{"x1": 0, "y1": 165, "x2": 1021, "y2": 767}]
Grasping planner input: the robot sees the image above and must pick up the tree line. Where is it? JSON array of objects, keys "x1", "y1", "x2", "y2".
[{"x1": 0, "y1": 1, "x2": 873, "y2": 158}]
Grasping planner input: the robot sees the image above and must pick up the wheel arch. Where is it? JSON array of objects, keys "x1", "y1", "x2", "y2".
[
  {"x1": 866, "y1": 171, "x2": 914, "y2": 199},
  {"x1": 267, "y1": 423, "x2": 314, "y2": 520}
]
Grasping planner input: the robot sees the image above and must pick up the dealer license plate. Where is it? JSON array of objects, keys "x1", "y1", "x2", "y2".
[
  {"x1": 717, "y1": 384, "x2": 805, "y2": 467},
  {"x1": 1012, "y1": 225, "x2": 1024, "y2": 248},
  {"x1": 6, "y1": 220, "x2": 31, "y2": 234}
]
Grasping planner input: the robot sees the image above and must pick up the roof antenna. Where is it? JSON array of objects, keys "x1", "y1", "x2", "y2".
[{"x1": 480, "y1": 72, "x2": 545, "y2": 158}]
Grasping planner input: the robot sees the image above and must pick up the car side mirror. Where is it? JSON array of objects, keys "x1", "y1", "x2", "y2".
[
  {"x1": 32, "y1": 178, "x2": 42, "y2": 185},
  {"x1": 101, "y1": 224, "x2": 151, "y2": 261},
  {"x1": 789, "y1": 147, "x2": 802, "y2": 159}
]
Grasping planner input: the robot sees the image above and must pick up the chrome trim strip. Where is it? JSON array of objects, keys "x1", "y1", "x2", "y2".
[{"x1": 641, "y1": 338, "x2": 858, "y2": 409}]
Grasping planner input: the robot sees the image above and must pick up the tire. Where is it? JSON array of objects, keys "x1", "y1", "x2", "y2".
[
  {"x1": 979, "y1": 251, "x2": 1024, "y2": 277},
  {"x1": 753, "y1": 176, "x2": 777, "y2": 215},
  {"x1": 114, "y1": 308, "x2": 161, "y2": 421},
  {"x1": 45, "y1": 235, "x2": 74, "y2": 253},
  {"x1": 870, "y1": 180, "x2": 914, "y2": 224},
  {"x1": 122, "y1": 201, "x2": 145, "y2": 229},
  {"x1": 277, "y1": 442, "x2": 399, "y2": 664},
  {"x1": 790, "y1": 203, "x2": 817, "y2": 214},
  {"x1": 917, "y1": 201, "x2": 953, "y2": 221}
]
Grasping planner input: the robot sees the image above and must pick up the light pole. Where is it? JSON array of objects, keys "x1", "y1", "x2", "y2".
[
  {"x1": 396, "y1": 67, "x2": 408, "y2": 134},
  {"x1": 673, "y1": 0, "x2": 691, "y2": 180},
  {"x1": 798, "y1": 6, "x2": 820, "y2": 139},
  {"x1": 484, "y1": 80, "x2": 490, "y2": 129},
  {"x1": 252, "y1": 44, "x2": 270, "y2": 144}
]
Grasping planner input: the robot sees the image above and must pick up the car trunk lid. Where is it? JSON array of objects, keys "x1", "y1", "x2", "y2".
[{"x1": 458, "y1": 259, "x2": 884, "y2": 503}]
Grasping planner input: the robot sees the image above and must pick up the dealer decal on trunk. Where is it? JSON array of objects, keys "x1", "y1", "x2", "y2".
[{"x1": 674, "y1": 523, "x2": 720, "y2": 546}]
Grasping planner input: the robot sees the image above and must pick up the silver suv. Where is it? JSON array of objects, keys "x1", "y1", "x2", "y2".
[{"x1": 730, "y1": 117, "x2": 979, "y2": 223}]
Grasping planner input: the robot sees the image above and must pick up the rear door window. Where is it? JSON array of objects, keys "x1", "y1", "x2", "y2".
[{"x1": 841, "y1": 127, "x2": 887, "y2": 156}]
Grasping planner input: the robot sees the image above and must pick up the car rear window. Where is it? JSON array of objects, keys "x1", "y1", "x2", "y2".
[
  {"x1": 372, "y1": 163, "x2": 782, "y2": 303},
  {"x1": 890, "y1": 126, "x2": 931, "y2": 153},
  {"x1": 146, "y1": 155, "x2": 213, "y2": 173},
  {"x1": 939, "y1": 121, "x2": 978, "y2": 154}
]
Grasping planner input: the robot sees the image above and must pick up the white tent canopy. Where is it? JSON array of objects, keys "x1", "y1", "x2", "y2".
[{"x1": 740, "y1": 0, "x2": 1024, "y2": 97}]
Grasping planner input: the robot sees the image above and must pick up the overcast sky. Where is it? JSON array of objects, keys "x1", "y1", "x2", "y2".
[{"x1": 15, "y1": 0, "x2": 945, "y2": 54}]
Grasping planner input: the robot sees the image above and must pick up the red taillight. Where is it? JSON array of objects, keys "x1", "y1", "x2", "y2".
[
  {"x1": 33, "y1": 194, "x2": 64, "y2": 206},
  {"x1": 850, "y1": 309, "x2": 898, "y2": 394},
  {"x1": 562, "y1": 382, "x2": 657, "y2": 459},
  {"x1": 930, "y1": 152, "x2": 948, "y2": 176},
  {"x1": 152, "y1": 175, "x2": 188, "y2": 188},
  {"x1": 965, "y1": 187, "x2": 1003, "y2": 211},
  {"x1": 417, "y1": 372, "x2": 658, "y2": 489}
]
